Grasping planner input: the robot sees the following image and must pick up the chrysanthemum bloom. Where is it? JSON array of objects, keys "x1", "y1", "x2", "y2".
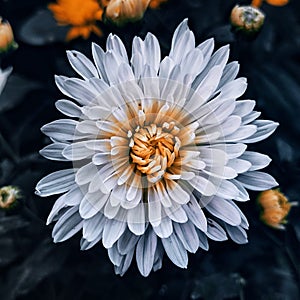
[
  {"x1": 105, "y1": 0, "x2": 150, "y2": 26},
  {"x1": 36, "y1": 19, "x2": 279, "y2": 276},
  {"x1": 251, "y1": 0, "x2": 289, "y2": 8},
  {"x1": 48, "y1": 0, "x2": 103, "y2": 41},
  {"x1": 258, "y1": 189, "x2": 297, "y2": 229}
]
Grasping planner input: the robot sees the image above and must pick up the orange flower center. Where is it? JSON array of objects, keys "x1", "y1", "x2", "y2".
[{"x1": 130, "y1": 123, "x2": 180, "y2": 175}]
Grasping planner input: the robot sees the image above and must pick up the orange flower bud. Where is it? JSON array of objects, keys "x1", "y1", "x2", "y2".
[
  {"x1": 105, "y1": 0, "x2": 150, "y2": 26},
  {"x1": 258, "y1": 189, "x2": 297, "y2": 229},
  {"x1": 230, "y1": 5, "x2": 265, "y2": 33},
  {"x1": 0, "y1": 18, "x2": 17, "y2": 52},
  {"x1": 0, "y1": 186, "x2": 21, "y2": 210}
]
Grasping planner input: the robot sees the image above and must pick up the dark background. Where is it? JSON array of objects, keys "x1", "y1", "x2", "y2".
[{"x1": 0, "y1": 0, "x2": 300, "y2": 299}]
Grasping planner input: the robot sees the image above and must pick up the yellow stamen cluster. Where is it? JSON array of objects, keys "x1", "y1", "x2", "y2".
[{"x1": 130, "y1": 122, "x2": 180, "y2": 176}]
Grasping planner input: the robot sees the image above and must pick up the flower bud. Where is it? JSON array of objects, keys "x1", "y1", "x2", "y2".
[
  {"x1": 0, "y1": 18, "x2": 17, "y2": 53},
  {"x1": 258, "y1": 189, "x2": 297, "y2": 229},
  {"x1": 105, "y1": 0, "x2": 150, "y2": 26},
  {"x1": 0, "y1": 186, "x2": 21, "y2": 209},
  {"x1": 230, "y1": 5, "x2": 265, "y2": 33}
]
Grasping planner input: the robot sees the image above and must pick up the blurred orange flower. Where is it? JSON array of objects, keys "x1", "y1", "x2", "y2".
[
  {"x1": 149, "y1": 0, "x2": 168, "y2": 9},
  {"x1": 258, "y1": 189, "x2": 297, "y2": 229},
  {"x1": 48, "y1": 0, "x2": 103, "y2": 41},
  {"x1": 251, "y1": 0, "x2": 289, "y2": 8}
]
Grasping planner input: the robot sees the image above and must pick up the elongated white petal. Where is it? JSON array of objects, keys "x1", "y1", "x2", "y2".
[
  {"x1": 237, "y1": 171, "x2": 278, "y2": 191},
  {"x1": 173, "y1": 221, "x2": 199, "y2": 253},
  {"x1": 36, "y1": 169, "x2": 75, "y2": 197},
  {"x1": 52, "y1": 206, "x2": 83, "y2": 243},
  {"x1": 136, "y1": 229, "x2": 157, "y2": 277},
  {"x1": 205, "y1": 197, "x2": 242, "y2": 226},
  {"x1": 40, "y1": 143, "x2": 68, "y2": 161},
  {"x1": 67, "y1": 50, "x2": 99, "y2": 80},
  {"x1": 102, "y1": 210, "x2": 127, "y2": 248}
]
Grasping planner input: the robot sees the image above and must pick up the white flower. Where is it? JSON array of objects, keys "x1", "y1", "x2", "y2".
[
  {"x1": 36, "y1": 19, "x2": 278, "y2": 276},
  {"x1": 0, "y1": 67, "x2": 12, "y2": 95}
]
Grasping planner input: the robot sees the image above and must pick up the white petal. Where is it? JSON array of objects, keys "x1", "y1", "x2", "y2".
[
  {"x1": 117, "y1": 229, "x2": 139, "y2": 255},
  {"x1": 165, "y1": 180, "x2": 190, "y2": 205},
  {"x1": 40, "y1": 143, "x2": 68, "y2": 161},
  {"x1": 206, "y1": 219, "x2": 227, "y2": 241},
  {"x1": 55, "y1": 99, "x2": 82, "y2": 118},
  {"x1": 52, "y1": 206, "x2": 83, "y2": 243},
  {"x1": 233, "y1": 100, "x2": 256, "y2": 118},
  {"x1": 66, "y1": 50, "x2": 98, "y2": 80},
  {"x1": 136, "y1": 229, "x2": 157, "y2": 277},
  {"x1": 102, "y1": 210, "x2": 127, "y2": 248},
  {"x1": 241, "y1": 151, "x2": 271, "y2": 171},
  {"x1": 192, "y1": 45, "x2": 229, "y2": 90},
  {"x1": 47, "y1": 194, "x2": 69, "y2": 225},
  {"x1": 79, "y1": 192, "x2": 109, "y2": 219},
  {"x1": 144, "y1": 33, "x2": 161, "y2": 74},
  {"x1": 63, "y1": 78, "x2": 98, "y2": 104},
  {"x1": 183, "y1": 195, "x2": 207, "y2": 232},
  {"x1": 153, "y1": 216, "x2": 173, "y2": 238},
  {"x1": 189, "y1": 175, "x2": 216, "y2": 196},
  {"x1": 224, "y1": 125, "x2": 257, "y2": 142},
  {"x1": 217, "y1": 61, "x2": 240, "y2": 90},
  {"x1": 215, "y1": 179, "x2": 240, "y2": 200},
  {"x1": 41, "y1": 119, "x2": 78, "y2": 141},
  {"x1": 92, "y1": 43, "x2": 109, "y2": 83},
  {"x1": 164, "y1": 204, "x2": 188, "y2": 223},
  {"x1": 62, "y1": 142, "x2": 95, "y2": 161},
  {"x1": 104, "y1": 199, "x2": 120, "y2": 219},
  {"x1": 35, "y1": 169, "x2": 75, "y2": 197},
  {"x1": 205, "y1": 197, "x2": 241, "y2": 226},
  {"x1": 219, "y1": 77, "x2": 247, "y2": 100},
  {"x1": 82, "y1": 212, "x2": 105, "y2": 242},
  {"x1": 237, "y1": 171, "x2": 278, "y2": 191},
  {"x1": 148, "y1": 188, "x2": 162, "y2": 227},
  {"x1": 173, "y1": 221, "x2": 199, "y2": 253},
  {"x1": 114, "y1": 250, "x2": 134, "y2": 276},
  {"x1": 106, "y1": 34, "x2": 128, "y2": 63},
  {"x1": 241, "y1": 120, "x2": 279, "y2": 143},
  {"x1": 224, "y1": 224, "x2": 248, "y2": 244},
  {"x1": 197, "y1": 230, "x2": 209, "y2": 250},
  {"x1": 108, "y1": 244, "x2": 123, "y2": 267},
  {"x1": 161, "y1": 233, "x2": 188, "y2": 268},
  {"x1": 226, "y1": 158, "x2": 252, "y2": 174},
  {"x1": 75, "y1": 163, "x2": 98, "y2": 185},
  {"x1": 169, "y1": 19, "x2": 195, "y2": 64}
]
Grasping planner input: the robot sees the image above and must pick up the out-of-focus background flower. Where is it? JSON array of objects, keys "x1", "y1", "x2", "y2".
[{"x1": 0, "y1": 0, "x2": 300, "y2": 299}]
